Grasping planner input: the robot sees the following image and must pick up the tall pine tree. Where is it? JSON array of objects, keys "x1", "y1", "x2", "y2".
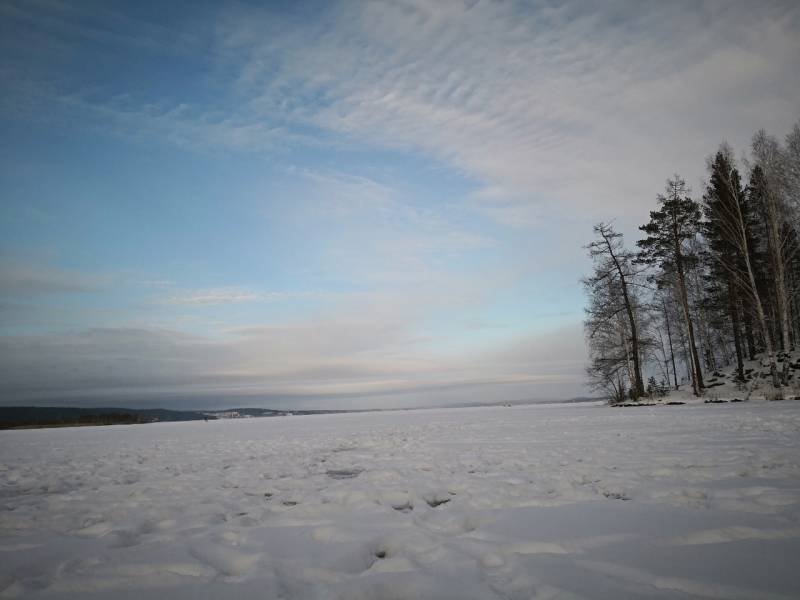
[
  {"x1": 702, "y1": 149, "x2": 748, "y2": 382},
  {"x1": 638, "y1": 176, "x2": 705, "y2": 396}
]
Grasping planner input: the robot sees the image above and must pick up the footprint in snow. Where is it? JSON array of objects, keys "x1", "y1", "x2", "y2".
[
  {"x1": 190, "y1": 543, "x2": 261, "y2": 577},
  {"x1": 326, "y1": 468, "x2": 363, "y2": 480}
]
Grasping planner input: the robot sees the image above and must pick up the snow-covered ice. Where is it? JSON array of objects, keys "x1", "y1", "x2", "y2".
[{"x1": 1, "y1": 402, "x2": 799, "y2": 599}]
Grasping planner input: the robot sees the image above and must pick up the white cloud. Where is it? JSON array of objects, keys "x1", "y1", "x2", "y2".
[
  {"x1": 1, "y1": 1, "x2": 796, "y2": 406},
  {"x1": 160, "y1": 287, "x2": 269, "y2": 306},
  {"x1": 8, "y1": 1, "x2": 797, "y2": 228},
  {"x1": 0, "y1": 318, "x2": 586, "y2": 406},
  {"x1": 0, "y1": 275, "x2": 587, "y2": 405},
  {"x1": 214, "y1": 0, "x2": 800, "y2": 225},
  {"x1": 292, "y1": 167, "x2": 399, "y2": 216},
  {"x1": 0, "y1": 260, "x2": 101, "y2": 296}
]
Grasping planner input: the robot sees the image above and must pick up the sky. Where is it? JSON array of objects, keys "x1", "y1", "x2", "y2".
[{"x1": 1, "y1": 0, "x2": 799, "y2": 409}]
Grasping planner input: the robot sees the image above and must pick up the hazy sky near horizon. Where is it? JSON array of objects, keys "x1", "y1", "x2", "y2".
[{"x1": 1, "y1": 0, "x2": 799, "y2": 409}]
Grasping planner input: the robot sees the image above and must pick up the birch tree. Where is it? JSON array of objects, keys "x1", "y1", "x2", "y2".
[
  {"x1": 751, "y1": 131, "x2": 793, "y2": 358},
  {"x1": 583, "y1": 224, "x2": 645, "y2": 402}
]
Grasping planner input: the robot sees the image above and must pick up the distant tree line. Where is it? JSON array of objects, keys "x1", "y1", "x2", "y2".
[
  {"x1": 0, "y1": 413, "x2": 149, "y2": 429},
  {"x1": 584, "y1": 121, "x2": 800, "y2": 403},
  {"x1": 0, "y1": 407, "x2": 214, "y2": 428}
]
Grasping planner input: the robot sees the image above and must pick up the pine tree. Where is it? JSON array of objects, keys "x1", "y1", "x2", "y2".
[
  {"x1": 637, "y1": 176, "x2": 705, "y2": 396},
  {"x1": 581, "y1": 121, "x2": 800, "y2": 401},
  {"x1": 702, "y1": 149, "x2": 748, "y2": 382}
]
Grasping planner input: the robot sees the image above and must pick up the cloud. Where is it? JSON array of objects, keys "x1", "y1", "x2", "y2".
[
  {"x1": 0, "y1": 301, "x2": 587, "y2": 406},
  {"x1": 294, "y1": 168, "x2": 398, "y2": 216},
  {"x1": 1, "y1": 1, "x2": 795, "y2": 407},
  {"x1": 135, "y1": 279, "x2": 175, "y2": 288},
  {"x1": 214, "y1": 0, "x2": 800, "y2": 224},
  {"x1": 5, "y1": 1, "x2": 798, "y2": 229},
  {"x1": 160, "y1": 287, "x2": 269, "y2": 306},
  {"x1": 273, "y1": 165, "x2": 498, "y2": 289},
  {"x1": 0, "y1": 327, "x2": 240, "y2": 400},
  {"x1": 0, "y1": 260, "x2": 100, "y2": 297}
]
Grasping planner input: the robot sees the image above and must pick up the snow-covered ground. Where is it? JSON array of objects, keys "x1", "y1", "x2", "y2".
[
  {"x1": 643, "y1": 352, "x2": 800, "y2": 406},
  {"x1": 1, "y1": 402, "x2": 799, "y2": 599}
]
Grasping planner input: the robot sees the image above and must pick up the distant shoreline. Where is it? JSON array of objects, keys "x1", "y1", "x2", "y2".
[{"x1": 0, "y1": 398, "x2": 602, "y2": 430}]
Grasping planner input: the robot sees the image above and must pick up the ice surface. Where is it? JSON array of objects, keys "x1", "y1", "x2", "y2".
[{"x1": 1, "y1": 402, "x2": 799, "y2": 599}]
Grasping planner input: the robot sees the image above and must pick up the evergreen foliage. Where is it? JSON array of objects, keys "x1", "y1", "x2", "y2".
[{"x1": 584, "y1": 120, "x2": 800, "y2": 403}]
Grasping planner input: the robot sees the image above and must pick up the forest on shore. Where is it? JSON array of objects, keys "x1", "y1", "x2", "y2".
[{"x1": 584, "y1": 120, "x2": 800, "y2": 404}]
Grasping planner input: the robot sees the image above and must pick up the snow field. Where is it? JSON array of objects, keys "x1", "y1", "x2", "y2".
[{"x1": 1, "y1": 402, "x2": 799, "y2": 599}]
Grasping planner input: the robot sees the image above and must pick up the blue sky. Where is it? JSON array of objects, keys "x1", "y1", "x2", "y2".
[{"x1": 1, "y1": 0, "x2": 798, "y2": 408}]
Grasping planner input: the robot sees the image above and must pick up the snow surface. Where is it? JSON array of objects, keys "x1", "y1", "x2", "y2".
[
  {"x1": 644, "y1": 352, "x2": 800, "y2": 406},
  {"x1": 1, "y1": 402, "x2": 799, "y2": 599}
]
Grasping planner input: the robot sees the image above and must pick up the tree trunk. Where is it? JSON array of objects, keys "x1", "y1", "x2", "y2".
[
  {"x1": 765, "y1": 188, "x2": 792, "y2": 357},
  {"x1": 728, "y1": 274, "x2": 745, "y2": 382},
  {"x1": 656, "y1": 328, "x2": 673, "y2": 389},
  {"x1": 742, "y1": 243, "x2": 781, "y2": 387},
  {"x1": 677, "y1": 319, "x2": 691, "y2": 385},
  {"x1": 691, "y1": 265, "x2": 716, "y2": 372},
  {"x1": 663, "y1": 297, "x2": 679, "y2": 390},
  {"x1": 674, "y1": 246, "x2": 704, "y2": 395},
  {"x1": 743, "y1": 302, "x2": 757, "y2": 360}
]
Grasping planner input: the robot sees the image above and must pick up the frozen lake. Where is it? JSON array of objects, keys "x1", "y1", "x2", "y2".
[{"x1": 1, "y1": 402, "x2": 799, "y2": 599}]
